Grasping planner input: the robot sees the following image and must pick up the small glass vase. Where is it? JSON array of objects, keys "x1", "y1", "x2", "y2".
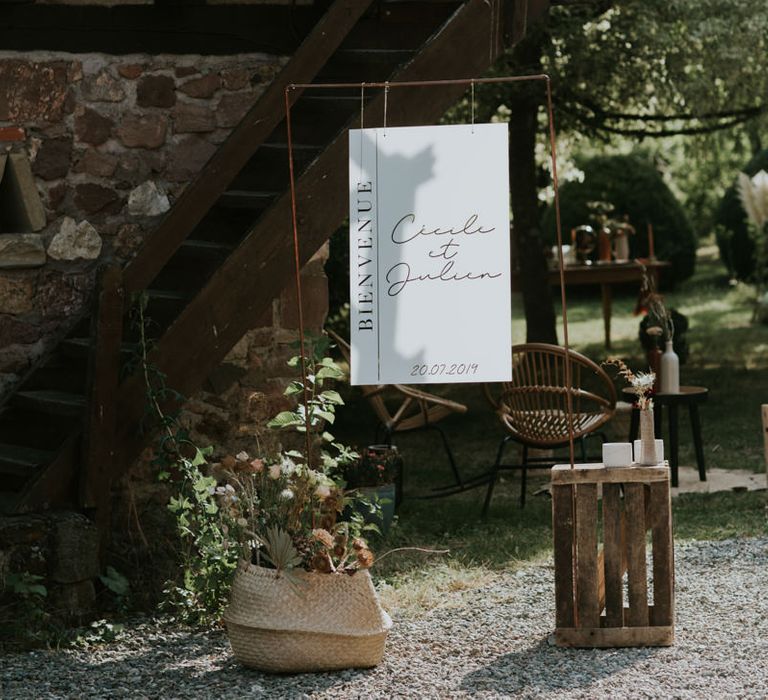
[{"x1": 638, "y1": 408, "x2": 658, "y2": 465}]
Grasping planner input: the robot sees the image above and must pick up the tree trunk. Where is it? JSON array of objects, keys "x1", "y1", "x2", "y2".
[{"x1": 507, "y1": 39, "x2": 558, "y2": 343}]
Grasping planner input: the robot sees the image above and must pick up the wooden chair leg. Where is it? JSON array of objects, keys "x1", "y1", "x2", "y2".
[
  {"x1": 483, "y1": 435, "x2": 514, "y2": 517},
  {"x1": 520, "y1": 444, "x2": 529, "y2": 508},
  {"x1": 426, "y1": 423, "x2": 463, "y2": 488}
]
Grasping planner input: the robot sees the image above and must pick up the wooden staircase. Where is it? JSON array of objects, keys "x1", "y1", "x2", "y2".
[{"x1": 0, "y1": 0, "x2": 546, "y2": 517}]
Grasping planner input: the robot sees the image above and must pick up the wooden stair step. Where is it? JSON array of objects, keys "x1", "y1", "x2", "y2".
[
  {"x1": 11, "y1": 390, "x2": 86, "y2": 417},
  {"x1": 178, "y1": 239, "x2": 235, "y2": 257},
  {"x1": 218, "y1": 190, "x2": 280, "y2": 210},
  {"x1": 59, "y1": 337, "x2": 138, "y2": 360},
  {"x1": 0, "y1": 443, "x2": 54, "y2": 477},
  {"x1": 0, "y1": 491, "x2": 18, "y2": 515},
  {"x1": 21, "y1": 364, "x2": 89, "y2": 394},
  {"x1": 319, "y1": 48, "x2": 416, "y2": 80}
]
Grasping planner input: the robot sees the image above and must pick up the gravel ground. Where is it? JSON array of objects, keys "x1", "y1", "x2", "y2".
[{"x1": 2, "y1": 537, "x2": 767, "y2": 699}]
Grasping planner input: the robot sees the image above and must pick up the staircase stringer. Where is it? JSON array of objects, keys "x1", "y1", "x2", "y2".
[
  {"x1": 110, "y1": 0, "x2": 505, "y2": 478},
  {"x1": 14, "y1": 0, "x2": 374, "y2": 514},
  {"x1": 121, "y1": 0, "x2": 376, "y2": 295}
]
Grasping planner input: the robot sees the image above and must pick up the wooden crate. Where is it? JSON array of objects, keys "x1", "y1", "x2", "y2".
[{"x1": 551, "y1": 463, "x2": 674, "y2": 648}]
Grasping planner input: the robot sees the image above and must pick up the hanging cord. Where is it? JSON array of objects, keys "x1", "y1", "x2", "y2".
[
  {"x1": 284, "y1": 86, "x2": 313, "y2": 465},
  {"x1": 360, "y1": 82, "x2": 365, "y2": 130},
  {"x1": 383, "y1": 82, "x2": 390, "y2": 136},
  {"x1": 359, "y1": 83, "x2": 365, "y2": 182},
  {"x1": 471, "y1": 80, "x2": 476, "y2": 133}
]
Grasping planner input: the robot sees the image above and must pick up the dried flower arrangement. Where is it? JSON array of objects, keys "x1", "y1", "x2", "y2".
[
  {"x1": 603, "y1": 357, "x2": 655, "y2": 410},
  {"x1": 212, "y1": 337, "x2": 380, "y2": 581}
]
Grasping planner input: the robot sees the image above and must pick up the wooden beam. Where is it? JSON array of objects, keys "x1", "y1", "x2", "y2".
[
  {"x1": 80, "y1": 266, "x2": 124, "y2": 515},
  {"x1": 122, "y1": 0, "x2": 375, "y2": 294},
  {"x1": 0, "y1": 4, "x2": 323, "y2": 55},
  {"x1": 112, "y1": 0, "x2": 500, "y2": 478}
]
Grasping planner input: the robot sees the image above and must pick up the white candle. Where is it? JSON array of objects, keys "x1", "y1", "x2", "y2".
[
  {"x1": 602, "y1": 442, "x2": 633, "y2": 468},
  {"x1": 634, "y1": 439, "x2": 664, "y2": 465}
]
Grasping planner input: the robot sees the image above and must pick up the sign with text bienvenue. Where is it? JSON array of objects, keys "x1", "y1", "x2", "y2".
[{"x1": 348, "y1": 123, "x2": 512, "y2": 385}]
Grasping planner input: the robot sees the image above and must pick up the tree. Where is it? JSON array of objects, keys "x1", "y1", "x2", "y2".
[{"x1": 465, "y1": 0, "x2": 768, "y2": 341}]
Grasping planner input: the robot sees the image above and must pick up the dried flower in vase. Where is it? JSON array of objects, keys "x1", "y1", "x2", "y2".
[{"x1": 603, "y1": 358, "x2": 655, "y2": 410}]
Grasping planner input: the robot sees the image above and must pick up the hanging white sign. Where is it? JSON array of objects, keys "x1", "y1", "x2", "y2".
[{"x1": 348, "y1": 123, "x2": 511, "y2": 385}]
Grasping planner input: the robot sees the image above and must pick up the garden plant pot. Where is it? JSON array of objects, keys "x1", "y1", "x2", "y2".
[
  {"x1": 354, "y1": 483, "x2": 396, "y2": 535},
  {"x1": 224, "y1": 560, "x2": 392, "y2": 673}
]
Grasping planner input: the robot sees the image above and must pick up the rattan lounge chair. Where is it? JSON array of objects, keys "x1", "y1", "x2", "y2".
[
  {"x1": 482, "y1": 343, "x2": 617, "y2": 514},
  {"x1": 327, "y1": 329, "x2": 475, "y2": 500}
]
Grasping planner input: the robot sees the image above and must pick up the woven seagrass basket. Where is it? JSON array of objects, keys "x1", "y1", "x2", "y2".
[{"x1": 223, "y1": 560, "x2": 392, "y2": 673}]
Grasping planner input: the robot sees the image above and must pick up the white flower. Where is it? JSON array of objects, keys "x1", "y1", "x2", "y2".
[
  {"x1": 630, "y1": 371, "x2": 655, "y2": 392},
  {"x1": 268, "y1": 463, "x2": 281, "y2": 480},
  {"x1": 314, "y1": 484, "x2": 331, "y2": 500},
  {"x1": 280, "y1": 488, "x2": 294, "y2": 500},
  {"x1": 738, "y1": 170, "x2": 768, "y2": 230},
  {"x1": 281, "y1": 456, "x2": 297, "y2": 475}
]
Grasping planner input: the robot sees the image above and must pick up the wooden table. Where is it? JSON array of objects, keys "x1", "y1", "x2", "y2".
[
  {"x1": 625, "y1": 386, "x2": 709, "y2": 487},
  {"x1": 513, "y1": 260, "x2": 670, "y2": 349}
]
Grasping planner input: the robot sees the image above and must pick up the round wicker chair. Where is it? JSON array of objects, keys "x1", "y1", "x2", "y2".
[
  {"x1": 327, "y1": 329, "x2": 471, "y2": 500},
  {"x1": 482, "y1": 343, "x2": 617, "y2": 513}
]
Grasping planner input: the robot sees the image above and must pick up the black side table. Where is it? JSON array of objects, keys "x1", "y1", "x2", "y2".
[{"x1": 624, "y1": 386, "x2": 709, "y2": 487}]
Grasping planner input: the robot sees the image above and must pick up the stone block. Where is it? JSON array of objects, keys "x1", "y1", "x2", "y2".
[
  {"x1": 47, "y1": 217, "x2": 103, "y2": 261},
  {"x1": 116, "y1": 114, "x2": 167, "y2": 150},
  {"x1": 49, "y1": 512, "x2": 100, "y2": 584},
  {"x1": 46, "y1": 182, "x2": 68, "y2": 213},
  {"x1": 117, "y1": 63, "x2": 144, "y2": 80},
  {"x1": 215, "y1": 91, "x2": 257, "y2": 128},
  {"x1": 73, "y1": 149, "x2": 118, "y2": 178},
  {"x1": 166, "y1": 135, "x2": 216, "y2": 182},
  {"x1": 113, "y1": 223, "x2": 144, "y2": 259},
  {"x1": 127, "y1": 181, "x2": 170, "y2": 217},
  {"x1": 0, "y1": 514, "x2": 49, "y2": 548},
  {"x1": 179, "y1": 73, "x2": 221, "y2": 99},
  {"x1": 172, "y1": 102, "x2": 216, "y2": 133},
  {"x1": 0, "y1": 314, "x2": 42, "y2": 344},
  {"x1": 137, "y1": 74, "x2": 176, "y2": 108},
  {"x1": 220, "y1": 68, "x2": 251, "y2": 91},
  {"x1": 74, "y1": 108, "x2": 113, "y2": 146},
  {"x1": 50, "y1": 579, "x2": 96, "y2": 619},
  {"x1": 0, "y1": 342, "x2": 40, "y2": 373},
  {"x1": 31, "y1": 136, "x2": 73, "y2": 181},
  {"x1": 81, "y1": 69, "x2": 125, "y2": 103},
  {"x1": 175, "y1": 65, "x2": 199, "y2": 78},
  {"x1": 0, "y1": 234, "x2": 46, "y2": 269},
  {"x1": 74, "y1": 183, "x2": 122, "y2": 215},
  {"x1": 0, "y1": 59, "x2": 70, "y2": 122},
  {"x1": 0, "y1": 127, "x2": 25, "y2": 142},
  {"x1": 0, "y1": 273, "x2": 36, "y2": 314},
  {"x1": 37, "y1": 270, "x2": 93, "y2": 319}
]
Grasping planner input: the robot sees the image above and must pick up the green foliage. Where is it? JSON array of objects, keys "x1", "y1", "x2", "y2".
[
  {"x1": 542, "y1": 153, "x2": 697, "y2": 282},
  {"x1": 131, "y1": 295, "x2": 238, "y2": 626},
  {"x1": 0, "y1": 571, "x2": 52, "y2": 649},
  {"x1": 715, "y1": 148, "x2": 768, "y2": 280}
]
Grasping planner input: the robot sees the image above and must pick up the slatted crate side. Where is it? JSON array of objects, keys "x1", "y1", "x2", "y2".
[{"x1": 551, "y1": 464, "x2": 674, "y2": 648}]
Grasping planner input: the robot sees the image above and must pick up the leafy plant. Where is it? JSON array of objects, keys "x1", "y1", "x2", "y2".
[
  {"x1": 131, "y1": 294, "x2": 239, "y2": 625},
  {"x1": 218, "y1": 335, "x2": 379, "y2": 577}
]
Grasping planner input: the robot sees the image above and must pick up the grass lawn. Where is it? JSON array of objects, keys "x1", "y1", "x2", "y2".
[{"x1": 332, "y1": 245, "x2": 768, "y2": 611}]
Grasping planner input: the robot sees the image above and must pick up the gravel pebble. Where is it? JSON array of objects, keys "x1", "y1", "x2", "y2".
[{"x1": 1, "y1": 537, "x2": 767, "y2": 699}]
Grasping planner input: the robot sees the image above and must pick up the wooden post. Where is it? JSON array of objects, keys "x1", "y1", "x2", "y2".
[
  {"x1": 551, "y1": 463, "x2": 674, "y2": 648},
  {"x1": 80, "y1": 265, "x2": 124, "y2": 545},
  {"x1": 762, "y1": 405, "x2": 768, "y2": 485}
]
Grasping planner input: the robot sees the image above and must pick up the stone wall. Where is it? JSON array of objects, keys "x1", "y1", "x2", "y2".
[{"x1": 0, "y1": 49, "x2": 286, "y2": 395}]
